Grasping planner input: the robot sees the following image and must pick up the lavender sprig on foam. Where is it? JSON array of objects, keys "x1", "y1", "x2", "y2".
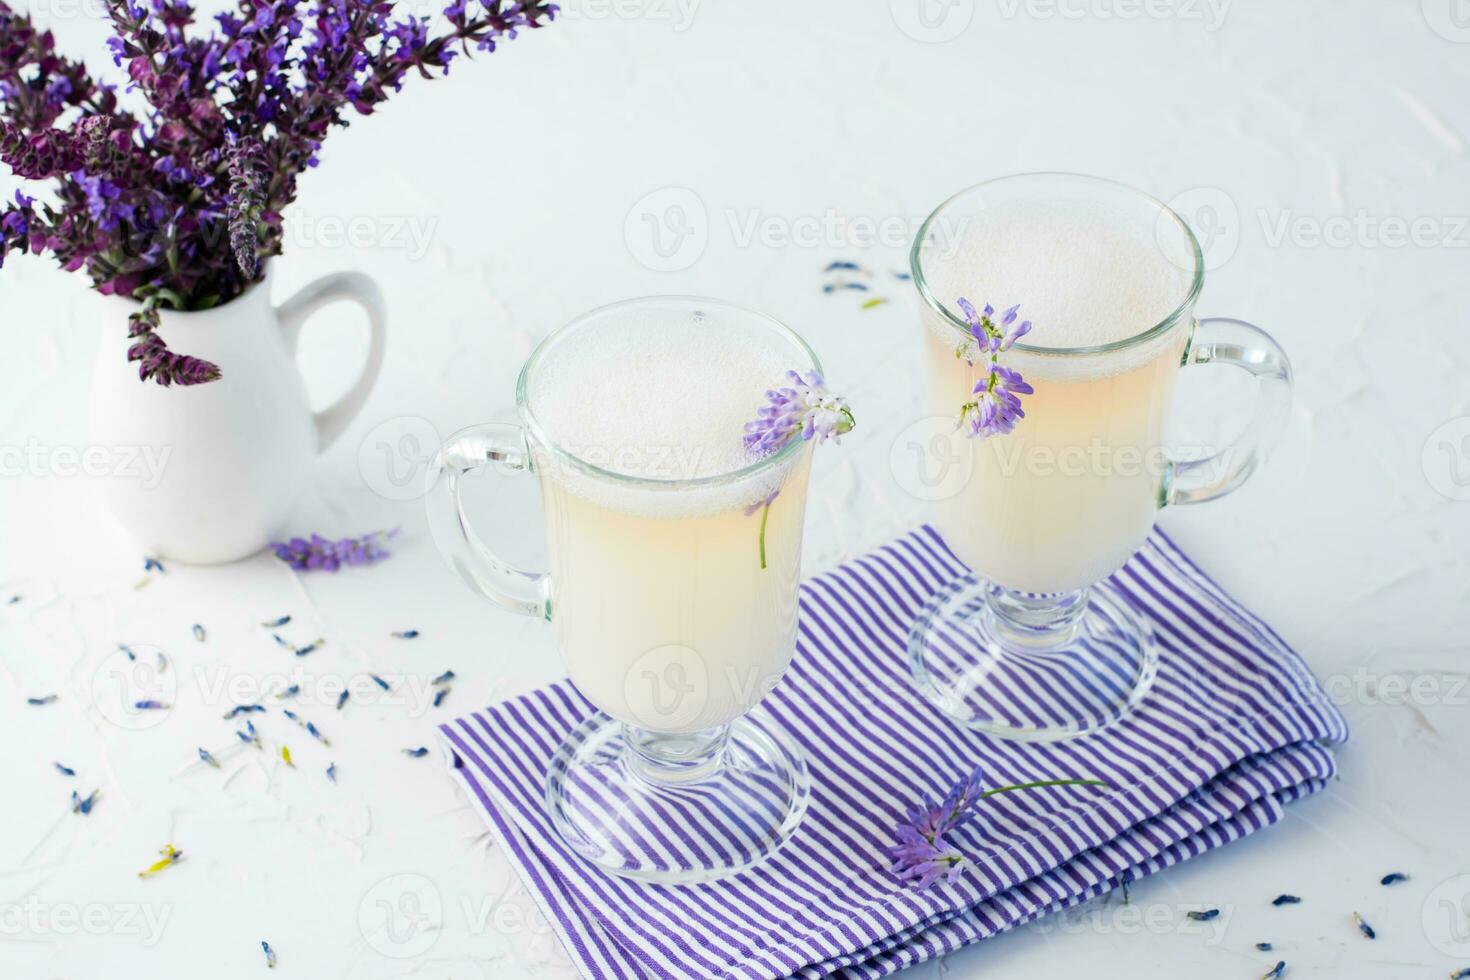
[
  {"x1": 889, "y1": 767, "x2": 1106, "y2": 889},
  {"x1": 954, "y1": 298, "x2": 1035, "y2": 439},
  {"x1": 744, "y1": 371, "x2": 855, "y2": 455},
  {"x1": 743, "y1": 372, "x2": 854, "y2": 569}
]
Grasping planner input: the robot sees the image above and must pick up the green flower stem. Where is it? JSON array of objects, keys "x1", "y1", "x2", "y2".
[
  {"x1": 979, "y1": 779, "x2": 1109, "y2": 799},
  {"x1": 758, "y1": 499, "x2": 772, "y2": 570}
]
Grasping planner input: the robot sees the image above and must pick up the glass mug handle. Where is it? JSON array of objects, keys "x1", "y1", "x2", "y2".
[
  {"x1": 1165, "y1": 317, "x2": 1294, "y2": 507},
  {"x1": 425, "y1": 423, "x2": 551, "y2": 619}
]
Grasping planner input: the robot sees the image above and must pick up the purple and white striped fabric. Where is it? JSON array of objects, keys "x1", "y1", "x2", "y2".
[{"x1": 440, "y1": 526, "x2": 1348, "y2": 979}]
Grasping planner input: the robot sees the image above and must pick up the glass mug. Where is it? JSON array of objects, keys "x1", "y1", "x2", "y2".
[
  {"x1": 905, "y1": 173, "x2": 1292, "y2": 742},
  {"x1": 426, "y1": 296, "x2": 818, "y2": 884}
]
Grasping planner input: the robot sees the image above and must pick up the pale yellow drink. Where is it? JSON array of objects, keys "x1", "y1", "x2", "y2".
[
  {"x1": 921, "y1": 322, "x2": 1186, "y2": 594},
  {"x1": 525, "y1": 307, "x2": 815, "y2": 734},
  {"x1": 537, "y1": 450, "x2": 810, "y2": 732},
  {"x1": 917, "y1": 211, "x2": 1194, "y2": 595}
]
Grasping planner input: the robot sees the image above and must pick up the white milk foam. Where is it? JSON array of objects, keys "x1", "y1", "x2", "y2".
[
  {"x1": 926, "y1": 213, "x2": 1193, "y2": 352},
  {"x1": 527, "y1": 311, "x2": 797, "y2": 516}
]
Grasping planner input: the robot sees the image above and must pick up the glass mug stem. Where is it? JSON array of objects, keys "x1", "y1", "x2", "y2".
[
  {"x1": 623, "y1": 723, "x2": 733, "y2": 785},
  {"x1": 983, "y1": 585, "x2": 1090, "y2": 648}
]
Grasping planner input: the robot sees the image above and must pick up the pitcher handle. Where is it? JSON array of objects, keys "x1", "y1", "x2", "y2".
[
  {"x1": 277, "y1": 271, "x2": 388, "y2": 452},
  {"x1": 425, "y1": 423, "x2": 551, "y2": 619}
]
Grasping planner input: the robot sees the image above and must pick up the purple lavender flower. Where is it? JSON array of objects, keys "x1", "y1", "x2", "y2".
[
  {"x1": 744, "y1": 370, "x2": 855, "y2": 456},
  {"x1": 0, "y1": 0, "x2": 558, "y2": 384},
  {"x1": 889, "y1": 768, "x2": 1107, "y2": 889},
  {"x1": 887, "y1": 769, "x2": 984, "y2": 887},
  {"x1": 743, "y1": 489, "x2": 779, "y2": 517},
  {"x1": 125, "y1": 309, "x2": 223, "y2": 386},
  {"x1": 955, "y1": 298, "x2": 1035, "y2": 438},
  {"x1": 271, "y1": 529, "x2": 398, "y2": 571}
]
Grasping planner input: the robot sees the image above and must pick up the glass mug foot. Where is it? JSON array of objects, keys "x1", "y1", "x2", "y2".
[
  {"x1": 907, "y1": 574, "x2": 1157, "y2": 742},
  {"x1": 545, "y1": 710, "x2": 811, "y2": 885}
]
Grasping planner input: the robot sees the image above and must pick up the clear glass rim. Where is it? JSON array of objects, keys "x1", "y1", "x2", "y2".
[
  {"x1": 515, "y1": 295, "x2": 821, "y2": 490},
  {"x1": 909, "y1": 172, "x2": 1205, "y2": 357}
]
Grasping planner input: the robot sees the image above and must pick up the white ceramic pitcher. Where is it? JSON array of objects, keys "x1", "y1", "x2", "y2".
[{"x1": 87, "y1": 269, "x2": 386, "y2": 564}]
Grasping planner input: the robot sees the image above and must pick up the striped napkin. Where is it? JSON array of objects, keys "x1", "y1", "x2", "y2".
[{"x1": 440, "y1": 526, "x2": 1348, "y2": 979}]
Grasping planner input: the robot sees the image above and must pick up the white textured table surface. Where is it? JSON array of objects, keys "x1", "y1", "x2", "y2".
[{"x1": 3, "y1": 1, "x2": 1470, "y2": 977}]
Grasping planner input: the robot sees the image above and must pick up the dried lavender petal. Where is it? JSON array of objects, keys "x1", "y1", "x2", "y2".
[
  {"x1": 1186, "y1": 909, "x2": 1220, "y2": 922},
  {"x1": 1271, "y1": 894, "x2": 1301, "y2": 906},
  {"x1": 336, "y1": 690, "x2": 350, "y2": 710},
  {"x1": 326, "y1": 763, "x2": 337, "y2": 783},
  {"x1": 392, "y1": 629, "x2": 420, "y2": 639},
  {"x1": 1379, "y1": 872, "x2": 1409, "y2": 886},
  {"x1": 1262, "y1": 961, "x2": 1286, "y2": 980},
  {"x1": 192, "y1": 624, "x2": 206, "y2": 642},
  {"x1": 27, "y1": 694, "x2": 58, "y2": 705},
  {"x1": 294, "y1": 642, "x2": 320, "y2": 657},
  {"x1": 54, "y1": 762, "x2": 76, "y2": 777},
  {"x1": 1353, "y1": 912, "x2": 1376, "y2": 939},
  {"x1": 370, "y1": 675, "x2": 391, "y2": 691},
  {"x1": 431, "y1": 670, "x2": 455, "y2": 687},
  {"x1": 433, "y1": 687, "x2": 449, "y2": 707},
  {"x1": 1255, "y1": 942, "x2": 1273, "y2": 951},
  {"x1": 271, "y1": 530, "x2": 398, "y2": 572},
  {"x1": 134, "y1": 700, "x2": 168, "y2": 710},
  {"x1": 261, "y1": 940, "x2": 277, "y2": 969},
  {"x1": 237, "y1": 721, "x2": 262, "y2": 749},
  {"x1": 403, "y1": 747, "x2": 429, "y2": 758},
  {"x1": 261, "y1": 615, "x2": 292, "y2": 628},
  {"x1": 224, "y1": 704, "x2": 265, "y2": 719},
  {"x1": 143, "y1": 557, "x2": 165, "y2": 574},
  {"x1": 199, "y1": 748, "x2": 220, "y2": 768}
]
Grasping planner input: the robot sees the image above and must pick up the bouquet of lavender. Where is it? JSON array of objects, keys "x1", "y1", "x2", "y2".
[{"x1": 0, "y1": 0, "x2": 555, "y2": 385}]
